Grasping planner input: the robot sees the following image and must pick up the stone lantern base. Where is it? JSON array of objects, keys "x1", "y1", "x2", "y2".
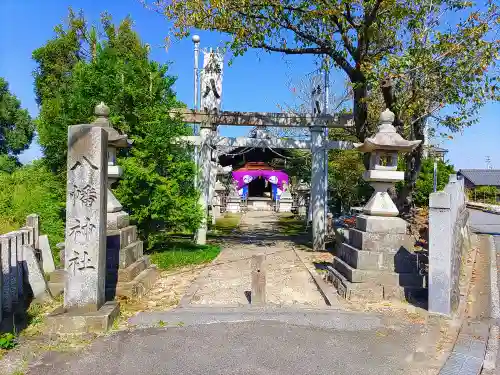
[{"x1": 326, "y1": 214, "x2": 426, "y2": 302}]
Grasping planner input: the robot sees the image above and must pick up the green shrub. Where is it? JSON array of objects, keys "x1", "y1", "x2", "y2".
[
  {"x1": 0, "y1": 161, "x2": 65, "y2": 264},
  {"x1": 411, "y1": 158, "x2": 455, "y2": 207},
  {"x1": 0, "y1": 333, "x2": 16, "y2": 350}
]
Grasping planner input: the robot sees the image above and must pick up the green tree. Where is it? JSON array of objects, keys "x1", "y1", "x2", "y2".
[
  {"x1": 0, "y1": 77, "x2": 34, "y2": 162},
  {"x1": 32, "y1": 10, "x2": 201, "y2": 245},
  {"x1": 149, "y1": 0, "x2": 499, "y2": 208},
  {"x1": 410, "y1": 158, "x2": 455, "y2": 207}
]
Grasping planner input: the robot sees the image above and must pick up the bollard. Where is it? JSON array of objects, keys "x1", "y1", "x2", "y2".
[{"x1": 251, "y1": 254, "x2": 266, "y2": 304}]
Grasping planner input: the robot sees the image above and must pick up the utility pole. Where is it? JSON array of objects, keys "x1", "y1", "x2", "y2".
[
  {"x1": 193, "y1": 35, "x2": 200, "y2": 188},
  {"x1": 323, "y1": 59, "x2": 330, "y2": 222}
]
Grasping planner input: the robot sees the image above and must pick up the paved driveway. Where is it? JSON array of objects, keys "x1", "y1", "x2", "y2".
[{"x1": 27, "y1": 309, "x2": 423, "y2": 375}]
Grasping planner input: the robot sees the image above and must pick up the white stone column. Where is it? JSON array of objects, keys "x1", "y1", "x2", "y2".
[
  {"x1": 195, "y1": 121, "x2": 213, "y2": 245},
  {"x1": 310, "y1": 124, "x2": 326, "y2": 250},
  {"x1": 65, "y1": 125, "x2": 108, "y2": 312}
]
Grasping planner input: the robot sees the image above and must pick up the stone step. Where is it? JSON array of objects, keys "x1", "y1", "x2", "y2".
[
  {"x1": 118, "y1": 256, "x2": 150, "y2": 282},
  {"x1": 349, "y1": 228, "x2": 414, "y2": 252},
  {"x1": 111, "y1": 266, "x2": 159, "y2": 299},
  {"x1": 332, "y1": 256, "x2": 425, "y2": 287},
  {"x1": 326, "y1": 265, "x2": 426, "y2": 302},
  {"x1": 339, "y1": 243, "x2": 420, "y2": 273},
  {"x1": 338, "y1": 243, "x2": 382, "y2": 270}
]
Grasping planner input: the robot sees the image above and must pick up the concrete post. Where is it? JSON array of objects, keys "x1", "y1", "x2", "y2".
[
  {"x1": 195, "y1": 120, "x2": 213, "y2": 245},
  {"x1": 251, "y1": 254, "x2": 266, "y2": 304},
  {"x1": 428, "y1": 191, "x2": 455, "y2": 315},
  {"x1": 310, "y1": 123, "x2": 326, "y2": 250}
]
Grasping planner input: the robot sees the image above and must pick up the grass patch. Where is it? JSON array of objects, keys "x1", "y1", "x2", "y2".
[
  {"x1": 148, "y1": 241, "x2": 221, "y2": 270},
  {"x1": 208, "y1": 213, "x2": 241, "y2": 235},
  {"x1": 276, "y1": 214, "x2": 307, "y2": 236}
]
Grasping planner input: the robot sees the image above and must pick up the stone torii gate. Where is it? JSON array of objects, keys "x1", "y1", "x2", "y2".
[{"x1": 175, "y1": 109, "x2": 354, "y2": 250}]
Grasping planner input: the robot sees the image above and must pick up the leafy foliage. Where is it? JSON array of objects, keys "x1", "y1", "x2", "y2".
[
  {"x1": 468, "y1": 185, "x2": 499, "y2": 204},
  {"x1": 411, "y1": 158, "x2": 455, "y2": 207},
  {"x1": 0, "y1": 332, "x2": 16, "y2": 350},
  {"x1": 0, "y1": 161, "x2": 65, "y2": 261},
  {"x1": 32, "y1": 10, "x2": 201, "y2": 245},
  {"x1": 0, "y1": 154, "x2": 21, "y2": 174},
  {"x1": 150, "y1": 0, "x2": 500, "y2": 208},
  {"x1": 0, "y1": 77, "x2": 34, "y2": 158}
]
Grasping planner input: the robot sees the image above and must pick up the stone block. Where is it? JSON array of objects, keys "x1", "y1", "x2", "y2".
[
  {"x1": 106, "y1": 211, "x2": 130, "y2": 230},
  {"x1": 325, "y1": 266, "x2": 384, "y2": 301},
  {"x1": 11, "y1": 232, "x2": 24, "y2": 299},
  {"x1": 111, "y1": 266, "x2": 159, "y2": 299},
  {"x1": 118, "y1": 257, "x2": 150, "y2": 282},
  {"x1": 23, "y1": 245, "x2": 52, "y2": 302},
  {"x1": 108, "y1": 225, "x2": 137, "y2": 249},
  {"x1": 26, "y1": 214, "x2": 40, "y2": 249},
  {"x1": 356, "y1": 215, "x2": 407, "y2": 234},
  {"x1": 20, "y1": 228, "x2": 33, "y2": 247},
  {"x1": 119, "y1": 241, "x2": 144, "y2": 269},
  {"x1": 1, "y1": 236, "x2": 12, "y2": 314},
  {"x1": 38, "y1": 235, "x2": 56, "y2": 274},
  {"x1": 349, "y1": 228, "x2": 414, "y2": 252},
  {"x1": 326, "y1": 265, "x2": 426, "y2": 302},
  {"x1": 45, "y1": 301, "x2": 119, "y2": 334},
  {"x1": 278, "y1": 202, "x2": 293, "y2": 213},
  {"x1": 333, "y1": 256, "x2": 425, "y2": 287},
  {"x1": 338, "y1": 243, "x2": 382, "y2": 270}
]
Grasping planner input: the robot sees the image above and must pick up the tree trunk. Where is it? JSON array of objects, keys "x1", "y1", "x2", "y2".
[
  {"x1": 353, "y1": 82, "x2": 368, "y2": 143},
  {"x1": 397, "y1": 119, "x2": 425, "y2": 213},
  {"x1": 352, "y1": 79, "x2": 370, "y2": 169}
]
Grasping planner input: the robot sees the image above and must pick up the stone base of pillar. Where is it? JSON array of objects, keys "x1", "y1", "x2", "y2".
[
  {"x1": 195, "y1": 227, "x2": 207, "y2": 245},
  {"x1": 48, "y1": 226, "x2": 159, "y2": 301},
  {"x1": 45, "y1": 301, "x2": 120, "y2": 334},
  {"x1": 325, "y1": 215, "x2": 426, "y2": 302},
  {"x1": 226, "y1": 197, "x2": 241, "y2": 213},
  {"x1": 278, "y1": 200, "x2": 293, "y2": 213}
]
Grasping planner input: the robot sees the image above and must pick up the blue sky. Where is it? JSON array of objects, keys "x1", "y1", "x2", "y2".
[{"x1": 0, "y1": 0, "x2": 498, "y2": 169}]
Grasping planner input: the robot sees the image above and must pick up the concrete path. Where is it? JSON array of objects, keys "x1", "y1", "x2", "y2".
[
  {"x1": 183, "y1": 211, "x2": 327, "y2": 306},
  {"x1": 28, "y1": 308, "x2": 424, "y2": 375},
  {"x1": 469, "y1": 209, "x2": 500, "y2": 235}
]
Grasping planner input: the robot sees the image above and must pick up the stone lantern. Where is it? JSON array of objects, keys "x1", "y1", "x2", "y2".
[
  {"x1": 296, "y1": 180, "x2": 310, "y2": 217},
  {"x1": 354, "y1": 109, "x2": 421, "y2": 217},
  {"x1": 92, "y1": 102, "x2": 132, "y2": 230},
  {"x1": 327, "y1": 109, "x2": 424, "y2": 302}
]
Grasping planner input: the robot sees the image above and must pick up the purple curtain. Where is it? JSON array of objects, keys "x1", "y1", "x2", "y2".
[{"x1": 232, "y1": 170, "x2": 288, "y2": 190}]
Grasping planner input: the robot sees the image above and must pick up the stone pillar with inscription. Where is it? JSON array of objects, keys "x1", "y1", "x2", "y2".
[
  {"x1": 47, "y1": 124, "x2": 119, "y2": 333},
  {"x1": 64, "y1": 125, "x2": 108, "y2": 311}
]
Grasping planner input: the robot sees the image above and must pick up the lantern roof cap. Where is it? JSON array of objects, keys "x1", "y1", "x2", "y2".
[{"x1": 354, "y1": 109, "x2": 421, "y2": 153}]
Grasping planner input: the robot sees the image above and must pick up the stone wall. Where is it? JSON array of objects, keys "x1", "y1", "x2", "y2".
[
  {"x1": 0, "y1": 214, "x2": 53, "y2": 328},
  {"x1": 428, "y1": 174, "x2": 471, "y2": 316}
]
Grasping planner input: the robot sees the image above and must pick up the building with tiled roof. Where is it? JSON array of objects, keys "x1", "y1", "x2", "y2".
[{"x1": 457, "y1": 169, "x2": 500, "y2": 189}]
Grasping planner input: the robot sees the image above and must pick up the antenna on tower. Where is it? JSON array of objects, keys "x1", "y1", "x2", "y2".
[{"x1": 486, "y1": 156, "x2": 492, "y2": 169}]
